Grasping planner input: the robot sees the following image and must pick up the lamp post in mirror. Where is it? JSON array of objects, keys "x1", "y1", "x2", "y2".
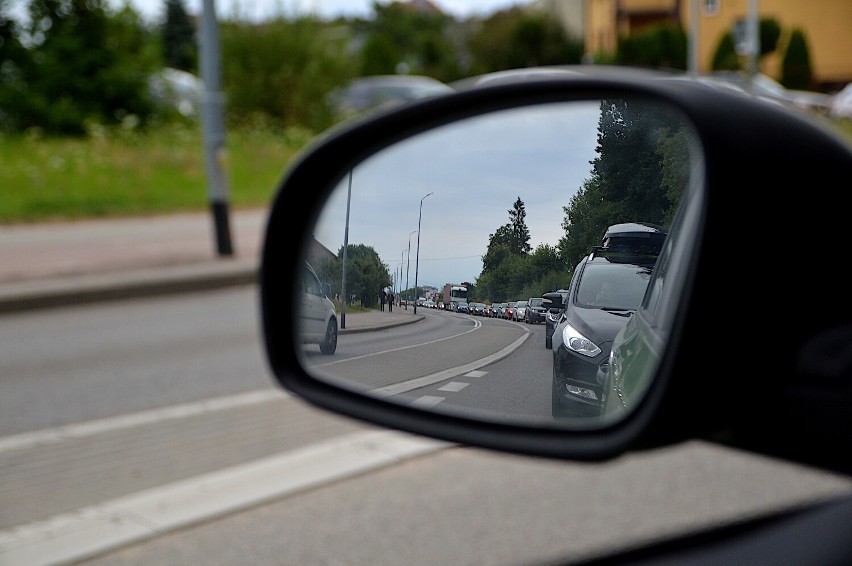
[
  {"x1": 405, "y1": 230, "x2": 416, "y2": 310},
  {"x1": 414, "y1": 192, "x2": 433, "y2": 314},
  {"x1": 400, "y1": 249, "x2": 407, "y2": 310}
]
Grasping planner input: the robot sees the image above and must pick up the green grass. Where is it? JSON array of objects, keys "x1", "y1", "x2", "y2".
[
  {"x1": 2, "y1": 115, "x2": 850, "y2": 225},
  {"x1": 0, "y1": 121, "x2": 311, "y2": 223}
]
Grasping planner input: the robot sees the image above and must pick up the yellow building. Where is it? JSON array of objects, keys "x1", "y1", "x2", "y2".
[{"x1": 538, "y1": 0, "x2": 852, "y2": 91}]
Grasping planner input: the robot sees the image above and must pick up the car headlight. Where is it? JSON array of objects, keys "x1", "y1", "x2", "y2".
[{"x1": 561, "y1": 323, "x2": 601, "y2": 357}]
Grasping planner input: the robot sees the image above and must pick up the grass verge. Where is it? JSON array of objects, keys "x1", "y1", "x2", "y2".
[{"x1": 0, "y1": 121, "x2": 312, "y2": 223}]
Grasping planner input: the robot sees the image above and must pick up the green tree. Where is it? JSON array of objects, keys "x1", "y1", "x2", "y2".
[
  {"x1": 711, "y1": 18, "x2": 781, "y2": 73},
  {"x1": 220, "y1": 17, "x2": 351, "y2": 132},
  {"x1": 616, "y1": 23, "x2": 687, "y2": 70},
  {"x1": 19, "y1": 0, "x2": 154, "y2": 134},
  {"x1": 528, "y1": 243, "x2": 561, "y2": 279},
  {"x1": 359, "y1": 32, "x2": 401, "y2": 76},
  {"x1": 481, "y1": 235, "x2": 511, "y2": 274},
  {"x1": 508, "y1": 197, "x2": 531, "y2": 255},
  {"x1": 321, "y1": 243, "x2": 390, "y2": 308},
  {"x1": 781, "y1": 28, "x2": 813, "y2": 90},
  {"x1": 759, "y1": 17, "x2": 781, "y2": 57},
  {"x1": 467, "y1": 8, "x2": 582, "y2": 76},
  {"x1": 478, "y1": 198, "x2": 537, "y2": 300},
  {"x1": 711, "y1": 31, "x2": 740, "y2": 70},
  {"x1": 559, "y1": 99, "x2": 688, "y2": 268},
  {"x1": 162, "y1": 0, "x2": 196, "y2": 72},
  {"x1": 355, "y1": 1, "x2": 459, "y2": 80},
  {"x1": 0, "y1": 0, "x2": 32, "y2": 132}
]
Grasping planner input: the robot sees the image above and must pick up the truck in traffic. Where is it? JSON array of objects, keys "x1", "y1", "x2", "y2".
[{"x1": 442, "y1": 284, "x2": 468, "y2": 311}]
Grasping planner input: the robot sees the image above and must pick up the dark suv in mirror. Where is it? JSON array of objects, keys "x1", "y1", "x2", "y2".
[{"x1": 549, "y1": 223, "x2": 666, "y2": 418}]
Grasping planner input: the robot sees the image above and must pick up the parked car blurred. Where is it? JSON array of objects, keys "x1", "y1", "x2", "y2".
[
  {"x1": 525, "y1": 297, "x2": 546, "y2": 324},
  {"x1": 829, "y1": 82, "x2": 852, "y2": 121},
  {"x1": 493, "y1": 303, "x2": 506, "y2": 318},
  {"x1": 328, "y1": 75, "x2": 454, "y2": 119},
  {"x1": 147, "y1": 67, "x2": 202, "y2": 117},
  {"x1": 705, "y1": 71, "x2": 831, "y2": 115},
  {"x1": 456, "y1": 301, "x2": 470, "y2": 314}
]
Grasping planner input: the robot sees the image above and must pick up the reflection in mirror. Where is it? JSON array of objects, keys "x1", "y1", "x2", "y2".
[{"x1": 295, "y1": 97, "x2": 702, "y2": 430}]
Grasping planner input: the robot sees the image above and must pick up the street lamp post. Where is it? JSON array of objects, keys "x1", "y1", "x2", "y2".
[
  {"x1": 400, "y1": 249, "x2": 407, "y2": 308},
  {"x1": 405, "y1": 230, "x2": 416, "y2": 310},
  {"x1": 414, "y1": 192, "x2": 433, "y2": 314}
]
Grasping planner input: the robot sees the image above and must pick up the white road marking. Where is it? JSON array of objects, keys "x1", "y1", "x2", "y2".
[
  {"x1": 0, "y1": 389, "x2": 290, "y2": 454},
  {"x1": 313, "y1": 319, "x2": 483, "y2": 368},
  {"x1": 438, "y1": 382, "x2": 469, "y2": 392},
  {"x1": 411, "y1": 396, "x2": 445, "y2": 409},
  {"x1": 371, "y1": 332, "x2": 528, "y2": 398},
  {"x1": 0, "y1": 430, "x2": 451, "y2": 566},
  {"x1": 465, "y1": 370, "x2": 487, "y2": 378}
]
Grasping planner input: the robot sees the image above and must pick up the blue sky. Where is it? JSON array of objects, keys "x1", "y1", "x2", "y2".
[{"x1": 311, "y1": 100, "x2": 601, "y2": 289}]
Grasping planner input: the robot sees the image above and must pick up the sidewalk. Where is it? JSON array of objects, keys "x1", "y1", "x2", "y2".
[{"x1": 0, "y1": 208, "x2": 423, "y2": 331}]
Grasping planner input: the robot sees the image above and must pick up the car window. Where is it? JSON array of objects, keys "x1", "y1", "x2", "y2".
[
  {"x1": 303, "y1": 266, "x2": 322, "y2": 296},
  {"x1": 575, "y1": 261, "x2": 653, "y2": 310}
]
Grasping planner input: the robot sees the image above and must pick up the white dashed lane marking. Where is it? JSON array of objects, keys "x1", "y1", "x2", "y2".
[{"x1": 412, "y1": 370, "x2": 488, "y2": 407}]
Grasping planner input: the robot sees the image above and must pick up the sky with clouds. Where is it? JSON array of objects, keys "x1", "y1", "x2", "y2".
[
  {"x1": 124, "y1": 0, "x2": 526, "y2": 23},
  {"x1": 6, "y1": 0, "x2": 529, "y2": 25},
  {"x1": 310, "y1": 100, "x2": 601, "y2": 291}
]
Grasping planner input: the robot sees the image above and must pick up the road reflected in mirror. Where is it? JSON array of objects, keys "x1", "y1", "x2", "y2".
[{"x1": 295, "y1": 98, "x2": 702, "y2": 430}]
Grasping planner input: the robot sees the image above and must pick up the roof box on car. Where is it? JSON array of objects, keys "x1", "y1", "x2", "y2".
[{"x1": 601, "y1": 222, "x2": 666, "y2": 254}]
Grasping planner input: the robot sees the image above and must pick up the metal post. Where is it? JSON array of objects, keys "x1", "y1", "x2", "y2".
[
  {"x1": 340, "y1": 170, "x2": 352, "y2": 329},
  {"x1": 688, "y1": 0, "x2": 699, "y2": 76},
  {"x1": 747, "y1": 0, "x2": 760, "y2": 78},
  {"x1": 405, "y1": 230, "x2": 415, "y2": 310},
  {"x1": 413, "y1": 192, "x2": 433, "y2": 314},
  {"x1": 397, "y1": 250, "x2": 405, "y2": 304},
  {"x1": 199, "y1": 0, "x2": 233, "y2": 256}
]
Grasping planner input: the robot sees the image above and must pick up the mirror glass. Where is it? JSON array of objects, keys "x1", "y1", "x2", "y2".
[{"x1": 295, "y1": 97, "x2": 702, "y2": 429}]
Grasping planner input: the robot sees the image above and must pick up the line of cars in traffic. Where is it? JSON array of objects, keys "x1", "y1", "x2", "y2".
[
  {"x1": 461, "y1": 298, "x2": 549, "y2": 323},
  {"x1": 450, "y1": 222, "x2": 667, "y2": 421}
]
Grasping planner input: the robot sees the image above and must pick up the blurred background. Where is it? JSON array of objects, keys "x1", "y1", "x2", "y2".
[{"x1": 2, "y1": 0, "x2": 850, "y2": 226}]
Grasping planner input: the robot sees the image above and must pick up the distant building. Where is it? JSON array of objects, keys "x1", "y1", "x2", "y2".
[
  {"x1": 305, "y1": 238, "x2": 336, "y2": 267},
  {"x1": 532, "y1": 0, "x2": 852, "y2": 91}
]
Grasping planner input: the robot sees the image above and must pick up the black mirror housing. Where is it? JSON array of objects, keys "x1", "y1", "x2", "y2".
[{"x1": 261, "y1": 68, "x2": 852, "y2": 474}]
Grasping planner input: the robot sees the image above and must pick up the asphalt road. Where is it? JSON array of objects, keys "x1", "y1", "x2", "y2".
[{"x1": 3, "y1": 288, "x2": 852, "y2": 565}]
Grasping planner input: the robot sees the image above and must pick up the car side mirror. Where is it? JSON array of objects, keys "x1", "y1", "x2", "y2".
[
  {"x1": 261, "y1": 72, "x2": 852, "y2": 472},
  {"x1": 542, "y1": 292, "x2": 563, "y2": 310}
]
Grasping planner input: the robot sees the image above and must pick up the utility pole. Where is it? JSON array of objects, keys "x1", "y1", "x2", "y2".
[
  {"x1": 413, "y1": 192, "x2": 433, "y2": 315},
  {"x1": 688, "y1": 0, "x2": 699, "y2": 76},
  {"x1": 340, "y1": 170, "x2": 352, "y2": 329},
  {"x1": 405, "y1": 230, "x2": 415, "y2": 310},
  {"x1": 747, "y1": 0, "x2": 760, "y2": 78},
  {"x1": 199, "y1": 0, "x2": 233, "y2": 256}
]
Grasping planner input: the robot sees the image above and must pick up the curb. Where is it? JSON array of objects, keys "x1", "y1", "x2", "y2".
[
  {"x1": 0, "y1": 260, "x2": 258, "y2": 315},
  {"x1": 339, "y1": 314, "x2": 424, "y2": 334}
]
